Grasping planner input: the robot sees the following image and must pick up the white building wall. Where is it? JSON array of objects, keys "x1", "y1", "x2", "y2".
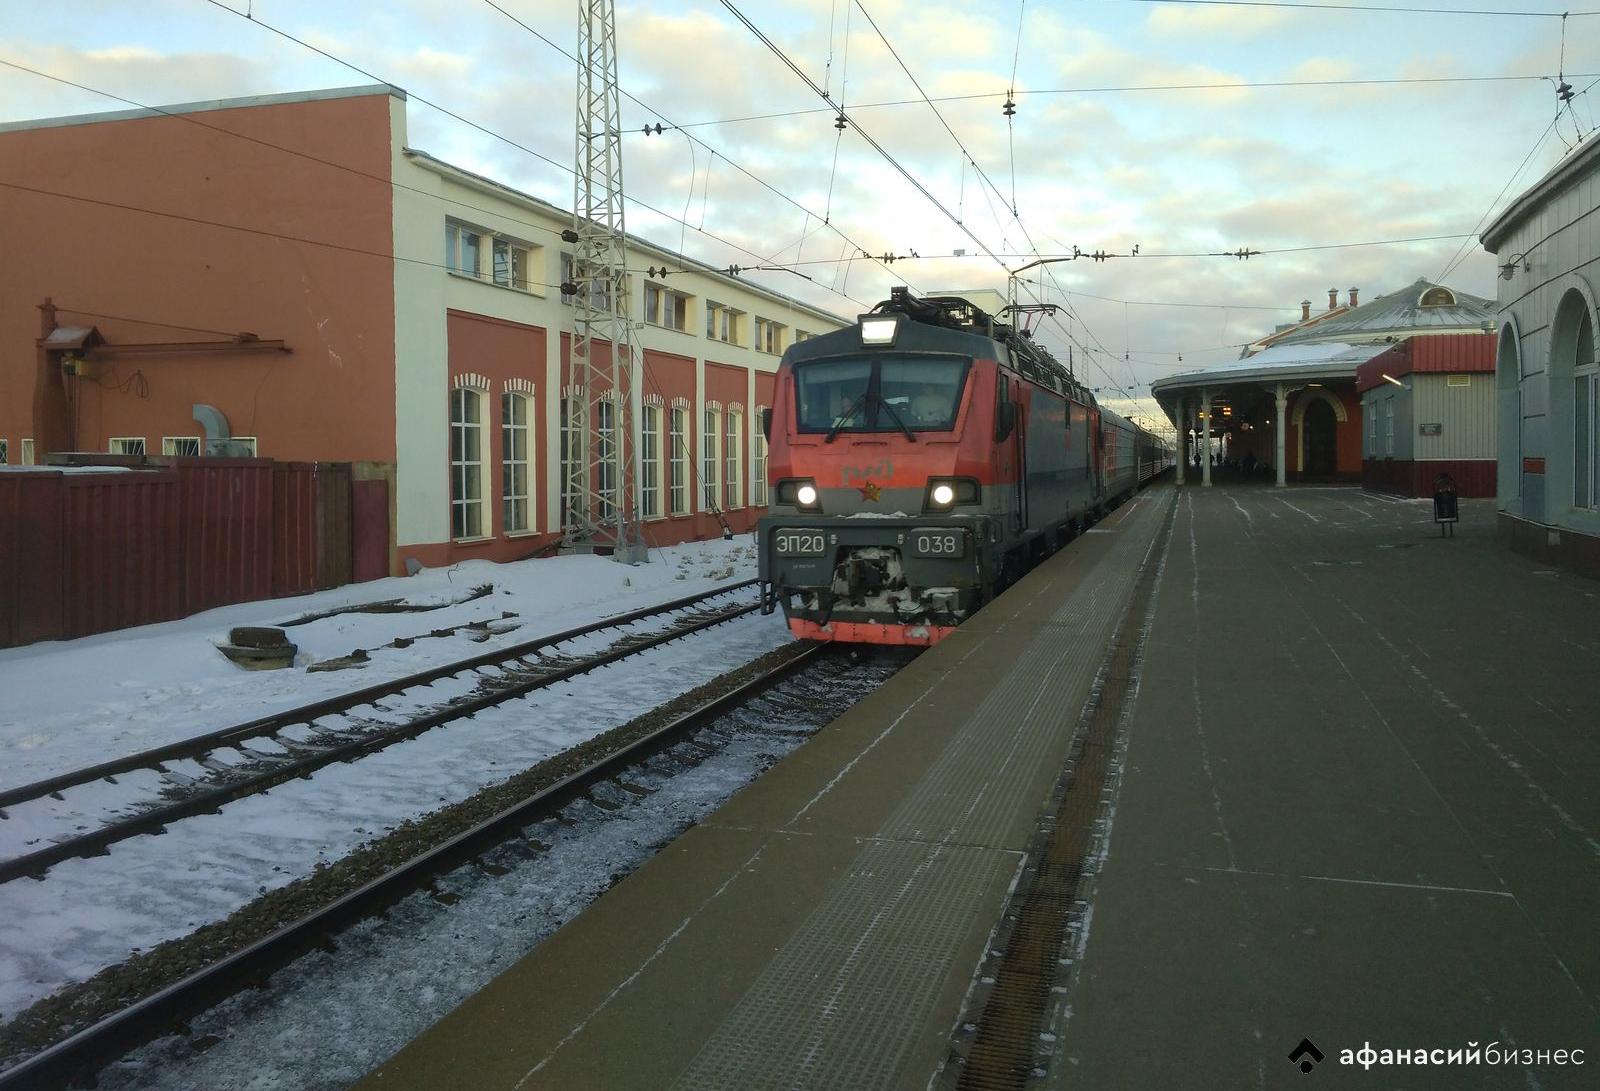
[
  {"x1": 386, "y1": 131, "x2": 846, "y2": 553},
  {"x1": 389, "y1": 98, "x2": 451, "y2": 553},
  {"x1": 1487, "y1": 145, "x2": 1600, "y2": 535}
]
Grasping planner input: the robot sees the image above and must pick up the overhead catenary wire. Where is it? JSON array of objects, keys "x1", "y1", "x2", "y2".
[
  {"x1": 1100, "y1": 0, "x2": 1599, "y2": 17},
  {"x1": 716, "y1": 0, "x2": 1013, "y2": 272},
  {"x1": 197, "y1": 0, "x2": 877, "y2": 309},
  {"x1": 652, "y1": 72, "x2": 1600, "y2": 131},
  {"x1": 1435, "y1": 113, "x2": 1560, "y2": 282},
  {"x1": 845, "y1": 0, "x2": 1136, "y2": 398},
  {"x1": 476, "y1": 0, "x2": 913, "y2": 300}
]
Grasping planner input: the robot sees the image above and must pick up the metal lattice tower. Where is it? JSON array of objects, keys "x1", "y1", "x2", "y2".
[{"x1": 564, "y1": 0, "x2": 644, "y2": 561}]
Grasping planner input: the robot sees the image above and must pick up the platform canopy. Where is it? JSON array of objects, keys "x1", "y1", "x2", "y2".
[{"x1": 1151, "y1": 341, "x2": 1392, "y2": 487}]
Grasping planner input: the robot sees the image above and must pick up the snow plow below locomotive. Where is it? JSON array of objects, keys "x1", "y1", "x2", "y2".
[{"x1": 758, "y1": 289, "x2": 1171, "y2": 647}]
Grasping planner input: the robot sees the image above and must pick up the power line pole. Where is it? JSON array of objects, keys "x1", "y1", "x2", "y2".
[{"x1": 565, "y1": 0, "x2": 645, "y2": 562}]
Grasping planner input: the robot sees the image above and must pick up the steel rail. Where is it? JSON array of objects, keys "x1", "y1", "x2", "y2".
[
  {"x1": 0, "y1": 582, "x2": 760, "y2": 884},
  {"x1": 0, "y1": 579, "x2": 756, "y2": 810},
  {"x1": 0, "y1": 643, "x2": 828, "y2": 1091}
]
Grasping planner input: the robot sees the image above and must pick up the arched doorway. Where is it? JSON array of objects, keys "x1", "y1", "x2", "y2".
[{"x1": 1304, "y1": 399, "x2": 1337, "y2": 477}]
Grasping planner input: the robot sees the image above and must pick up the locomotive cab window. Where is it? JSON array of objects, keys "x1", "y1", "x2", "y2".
[{"x1": 794, "y1": 355, "x2": 969, "y2": 434}]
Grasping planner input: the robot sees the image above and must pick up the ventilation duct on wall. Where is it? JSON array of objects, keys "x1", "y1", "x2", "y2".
[{"x1": 193, "y1": 404, "x2": 254, "y2": 457}]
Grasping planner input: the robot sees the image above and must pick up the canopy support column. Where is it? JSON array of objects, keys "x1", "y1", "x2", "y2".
[
  {"x1": 1275, "y1": 382, "x2": 1288, "y2": 488},
  {"x1": 1201, "y1": 388, "x2": 1213, "y2": 487},
  {"x1": 1175, "y1": 397, "x2": 1187, "y2": 484}
]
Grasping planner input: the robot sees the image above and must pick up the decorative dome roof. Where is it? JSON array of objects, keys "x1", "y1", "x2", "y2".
[{"x1": 1270, "y1": 278, "x2": 1493, "y2": 347}]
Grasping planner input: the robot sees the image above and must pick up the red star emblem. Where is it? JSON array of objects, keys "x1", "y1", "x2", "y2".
[{"x1": 857, "y1": 481, "x2": 882, "y2": 501}]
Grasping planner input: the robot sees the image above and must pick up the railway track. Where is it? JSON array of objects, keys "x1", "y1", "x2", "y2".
[
  {"x1": 0, "y1": 641, "x2": 854, "y2": 1091},
  {"x1": 0, "y1": 581, "x2": 762, "y2": 885}
]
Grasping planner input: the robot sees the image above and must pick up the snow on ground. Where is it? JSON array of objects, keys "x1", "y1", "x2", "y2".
[
  {"x1": 0, "y1": 534, "x2": 793, "y2": 1020},
  {"x1": 0, "y1": 535, "x2": 760, "y2": 791},
  {"x1": 0, "y1": 609, "x2": 792, "y2": 1020}
]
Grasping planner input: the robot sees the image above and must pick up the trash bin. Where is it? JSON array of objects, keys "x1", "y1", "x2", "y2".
[{"x1": 1432, "y1": 473, "x2": 1458, "y2": 537}]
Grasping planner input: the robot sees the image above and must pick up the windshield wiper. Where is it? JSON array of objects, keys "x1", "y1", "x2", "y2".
[
  {"x1": 825, "y1": 393, "x2": 870, "y2": 442},
  {"x1": 876, "y1": 397, "x2": 918, "y2": 442}
]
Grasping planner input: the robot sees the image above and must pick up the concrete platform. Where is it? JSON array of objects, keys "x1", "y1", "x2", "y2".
[
  {"x1": 1059, "y1": 485, "x2": 1600, "y2": 1090},
  {"x1": 357, "y1": 483, "x2": 1599, "y2": 1090},
  {"x1": 357, "y1": 490, "x2": 1170, "y2": 1091}
]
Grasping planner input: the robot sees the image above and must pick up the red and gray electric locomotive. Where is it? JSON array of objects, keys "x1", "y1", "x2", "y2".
[{"x1": 757, "y1": 288, "x2": 1169, "y2": 646}]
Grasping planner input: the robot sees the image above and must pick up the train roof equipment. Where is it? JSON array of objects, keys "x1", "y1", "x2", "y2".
[{"x1": 861, "y1": 287, "x2": 1096, "y2": 408}]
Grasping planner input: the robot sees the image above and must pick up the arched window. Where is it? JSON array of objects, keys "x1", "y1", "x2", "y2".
[
  {"x1": 752, "y1": 405, "x2": 769, "y2": 506},
  {"x1": 1419, "y1": 286, "x2": 1456, "y2": 308},
  {"x1": 450, "y1": 387, "x2": 485, "y2": 539},
  {"x1": 501, "y1": 391, "x2": 531, "y2": 534},
  {"x1": 669, "y1": 403, "x2": 689, "y2": 515},
  {"x1": 596, "y1": 395, "x2": 621, "y2": 522},
  {"x1": 703, "y1": 403, "x2": 722, "y2": 510},
  {"x1": 559, "y1": 390, "x2": 584, "y2": 528},
  {"x1": 641, "y1": 400, "x2": 662, "y2": 519},
  {"x1": 725, "y1": 406, "x2": 743, "y2": 510},
  {"x1": 1575, "y1": 308, "x2": 1597, "y2": 509}
]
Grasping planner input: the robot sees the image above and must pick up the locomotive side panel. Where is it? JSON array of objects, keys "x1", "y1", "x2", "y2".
[{"x1": 1022, "y1": 384, "x2": 1069, "y2": 533}]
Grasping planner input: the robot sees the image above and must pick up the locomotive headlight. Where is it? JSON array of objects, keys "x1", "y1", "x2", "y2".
[
  {"x1": 859, "y1": 316, "x2": 900, "y2": 345},
  {"x1": 776, "y1": 478, "x2": 820, "y2": 509},
  {"x1": 923, "y1": 477, "x2": 979, "y2": 512}
]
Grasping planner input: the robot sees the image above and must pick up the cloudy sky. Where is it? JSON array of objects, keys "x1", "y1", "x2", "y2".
[{"x1": 3, "y1": 0, "x2": 1597, "y2": 424}]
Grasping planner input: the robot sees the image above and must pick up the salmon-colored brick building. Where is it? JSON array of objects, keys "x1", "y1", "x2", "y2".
[{"x1": 0, "y1": 85, "x2": 842, "y2": 573}]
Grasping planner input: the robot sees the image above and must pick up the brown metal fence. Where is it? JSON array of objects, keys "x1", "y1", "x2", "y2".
[{"x1": 0, "y1": 459, "x2": 368, "y2": 648}]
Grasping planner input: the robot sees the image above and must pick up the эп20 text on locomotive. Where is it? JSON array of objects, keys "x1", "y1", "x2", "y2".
[{"x1": 757, "y1": 288, "x2": 1169, "y2": 647}]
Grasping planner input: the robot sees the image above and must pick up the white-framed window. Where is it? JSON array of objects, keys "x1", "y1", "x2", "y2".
[
  {"x1": 703, "y1": 405, "x2": 721, "y2": 510},
  {"x1": 445, "y1": 222, "x2": 482, "y2": 277},
  {"x1": 491, "y1": 238, "x2": 532, "y2": 291},
  {"x1": 1574, "y1": 308, "x2": 1597, "y2": 510},
  {"x1": 233, "y1": 436, "x2": 258, "y2": 456},
  {"x1": 754, "y1": 317, "x2": 784, "y2": 355},
  {"x1": 162, "y1": 436, "x2": 202, "y2": 457},
  {"x1": 725, "y1": 407, "x2": 743, "y2": 509},
  {"x1": 641, "y1": 402, "x2": 662, "y2": 519},
  {"x1": 1365, "y1": 403, "x2": 1376, "y2": 458},
  {"x1": 450, "y1": 387, "x2": 485, "y2": 539},
  {"x1": 707, "y1": 302, "x2": 741, "y2": 345},
  {"x1": 669, "y1": 405, "x2": 689, "y2": 515},
  {"x1": 1382, "y1": 399, "x2": 1394, "y2": 457},
  {"x1": 753, "y1": 408, "x2": 769, "y2": 505},
  {"x1": 560, "y1": 394, "x2": 583, "y2": 527},
  {"x1": 502, "y1": 391, "x2": 532, "y2": 533},
  {"x1": 644, "y1": 282, "x2": 690, "y2": 331},
  {"x1": 596, "y1": 397, "x2": 620, "y2": 521},
  {"x1": 20, "y1": 439, "x2": 34, "y2": 465},
  {"x1": 109, "y1": 437, "x2": 146, "y2": 455}
]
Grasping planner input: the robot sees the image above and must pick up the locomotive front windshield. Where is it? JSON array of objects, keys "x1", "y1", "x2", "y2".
[{"x1": 794, "y1": 356, "x2": 969, "y2": 434}]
